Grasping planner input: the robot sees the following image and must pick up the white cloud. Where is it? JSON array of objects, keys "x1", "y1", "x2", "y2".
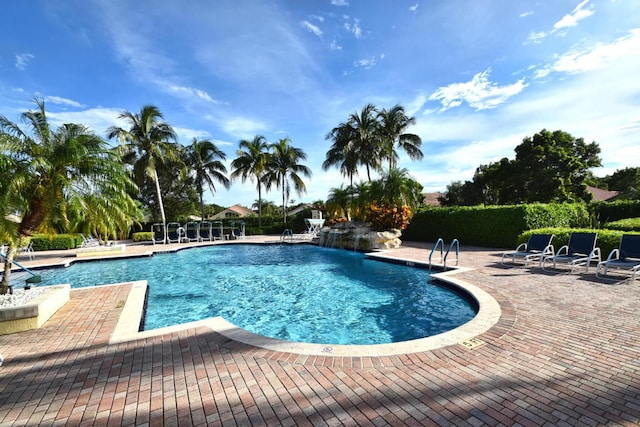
[
  {"x1": 173, "y1": 126, "x2": 211, "y2": 143},
  {"x1": 221, "y1": 116, "x2": 267, "y2": 140},
  {"x1": 331, "y1": 0, "x2": 349, "y2": 6},
  {"x1": 329, "y1": 40, "x2": 342, "y2": 50},
  {"x1": 301, "y1": 20, "x2": 323, "y2": 37},
  {"x1": 526, "y1": 31, "x2": 547, "y2": 45},
  {"x1": 520, "y1": 11, "x2": 534, "y2": 18},
  {"x1": 45, "y1": 96, "x2": 85, "y2": 108},
  {"x1": 344, "y1": 18, "x2": 362, "y2": 39},
  {"x1": 15, "y1": 53, "x2": 34, "y2": 71},
  {"x1": 535, "y1": 29, "x2": 640, "y2": 78},
  {"x1": 353, "y1": 56, "x2": 377, "y2": 69},
  {"x1": 428, "y1": 69, "x2": 528, "y2": 111},
  {"x1": 45, "y1": 107, "x2": 124, "y2": 136},
  {"x1": 409, "y1": 4, "x2": 418, "y2": 13},
  {"x1": 554, "y1": 0, "x2": 594, "y2": 30},
  {"x1": 168, "y1": 85, "x2": 217, "y2": 103}
]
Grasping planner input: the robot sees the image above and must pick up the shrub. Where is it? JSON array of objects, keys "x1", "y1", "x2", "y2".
[
  {"x1": 602, "y1": 218, "x2": 640, "y2": 232},
  {"x1": 590, "y1": 200, "x2": 640, "y2": 224},
  {"x1": 133, "y1": 232, "x2": 153, "y2": 242},
  {"x1": 30, "y1": 234, "x2": 78, "y2": 251},
  {"x1": 402, "y1": 203, "x2": 590, "y2": 248},
  {"x1": 368, "y1": 204, "x2": 412, "y2": 231}
]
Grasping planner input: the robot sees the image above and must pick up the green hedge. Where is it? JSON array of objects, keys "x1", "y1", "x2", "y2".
[
  {"x1": 402, "y1": 203, "x2": 590, "y2": 248},
  {"x1": 590, "y1": 200, "x2": 640, "y2": 223},
  {"x1": 133, "y1": 232, "x2": 153, "y2": 242},
  {"x1": 30, "y1": 234, "x2": 79, "y2": 251},
  {"x1": 602, "y1": 218, "x2": 640, "y2": 232},
  {"x1": 519, "y1": 228, "x2": 640, "y2": 259}
]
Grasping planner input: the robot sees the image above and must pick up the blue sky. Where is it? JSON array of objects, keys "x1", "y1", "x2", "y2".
[{"x1": 1, "y1": 0, "x2": 639, "y2": 208}]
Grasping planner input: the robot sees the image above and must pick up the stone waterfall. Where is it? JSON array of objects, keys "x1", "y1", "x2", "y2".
[{"x1": 317, "y1": 222, "x2": 402, "y2": 251}]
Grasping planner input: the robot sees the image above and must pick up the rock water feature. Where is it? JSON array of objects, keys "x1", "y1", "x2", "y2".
[{"x1": 317, "y1": 221, "x2": 402, "y2": 251}]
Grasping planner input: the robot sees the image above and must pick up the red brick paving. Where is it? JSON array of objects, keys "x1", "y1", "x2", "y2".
[{"x1": 1, "y1": 241, "x2": 640, "y2": 426}]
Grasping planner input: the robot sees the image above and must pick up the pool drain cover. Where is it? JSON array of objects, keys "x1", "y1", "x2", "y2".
[{"x1": 459, "y1": 337, "x2": 486, "y2": 349}]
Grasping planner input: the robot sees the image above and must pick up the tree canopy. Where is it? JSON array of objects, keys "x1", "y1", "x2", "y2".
[{"x1": 440, "y1": 129, "x2": 602, "y2": 206}]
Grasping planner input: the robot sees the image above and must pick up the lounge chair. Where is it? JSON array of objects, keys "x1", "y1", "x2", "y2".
[
  {"x1": 17, "y1": 241, "x2": 34, "y2": 260},
  {"x1": 184, "y1": 222, "x2": 200, "y2": 242},
  {"x1": 596, "y1": 234, "x2": 640, "y2": 282},
  {"x1": 211, "y1": 221, "x2": 224, "y2": 240},
  {"x1": 501, "y1": 234, "x2": 554, "y2": 267},
  {"x1": 166, "y1": 222, "x2": 184, "y2": 243},
  {"x1": 152, "y1": 223, "x2": 166, "y2": 245},
  {"x1": 198, "y1": 221, "x2": 213, "y2": 242},
  {"x1": 79, "y1": 234, "x2": 100, "y2": 248},
  {"x1": 542, "y1": 232, "x2": 600, "y2": 273},
  {"x1": 230, "y1": 222, "x2": 245, "y2": 240}
]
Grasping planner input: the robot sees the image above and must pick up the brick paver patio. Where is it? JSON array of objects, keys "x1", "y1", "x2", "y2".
[{"x1": 1, "y1": 239, "x2": 639, "y2": 426}]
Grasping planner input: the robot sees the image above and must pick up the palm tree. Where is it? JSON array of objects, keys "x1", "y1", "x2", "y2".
[
  {"x1": 263, "y1": 138, "x2": 312, "y2": 223},
  {"x1": 107, "y1": 105, "x2": 178, "y2": 232},
  {"x1": 323, "y1": 121, "x2": 360, "y2": 186},
  {"x1": 184, "y1": 138, "x2": 230, "y2": 220},
  {"x1": 370, "y1": 168, "x2": 424, "y2": 212},
  {"x1": 0, "y1": 98, "x2": 141, "y2": 293},
  {"x1": 324, "y1": 104, "x2": 382, "y2": 183},
  {"x1": 325, "y1": 184, "x2": 354, "y2": 220},
  {"x1": 378, "y1": 105, "x2": 423, "y2": 169},
  {"x1": 230, "y1": 135, "x2": 270, "y2": 227}
]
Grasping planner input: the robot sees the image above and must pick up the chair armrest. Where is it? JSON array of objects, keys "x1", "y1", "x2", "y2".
[
  {"x1": 515, "y1": 243, "x2": 527, "y2": 252},
  {"x1": 544, "y1": 244, "x2": 555, "y2": 256},
  {"x1": 605, "y1": 248, "x2": 620, "y2": 261},
  {"x1": 555, "y1": 245, "x2": 568, "y2": 256}
]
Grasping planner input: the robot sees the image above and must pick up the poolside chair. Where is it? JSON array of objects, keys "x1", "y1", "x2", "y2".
[
  {"x1": 79, "y1": 234, "x2": 100, "y2": 248},
  {"x1": 501, "y1": 234, "x2": 554, "y2": 267},
  {"x1": 542, "y1": 232, "x2": 600, "y2": 273},
  {"x1": 211, "y1": 221, "x2": 224, "y2": 240},
  {"x1": 166, "y1": 222, "x2": 184, "y2": 244},
  {"x1": 17, "y1": 241, "x2": 34, "y2": 260},
  {"x1": 198, "y1": 221, "x2": 213, "y2": 242},
  {"x1": 184, "y1": 222, "x2": 200, "y2": 242},
  {"x1": 596, "y1": 234, "x2": 640, "y2": 282},
  {"x1": 230, "y1": 222, "x2": 246, "y2": 240},
  {"x1": 152, "y1": 223, "x2": 166, "y2": 245}
]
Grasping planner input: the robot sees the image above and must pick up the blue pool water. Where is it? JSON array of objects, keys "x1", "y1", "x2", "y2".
[{"x1": 35, "y1": 245, "x2": 476, "y2": 345}]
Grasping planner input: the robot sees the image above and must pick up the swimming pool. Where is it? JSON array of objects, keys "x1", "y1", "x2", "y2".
[{"x1": 36, "y1": 244, "x2": 477, "y2": 345}]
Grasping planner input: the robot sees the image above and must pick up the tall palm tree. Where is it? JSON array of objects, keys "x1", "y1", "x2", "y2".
[
  {"x1": 185, "y1": 138, "x2": 230, "y2": 220},
  {"x1": 323, "y1": 121, "x2": 360, "y2": 186},
  {"x1": 230, "y1": 135, "x2": 270, "y2": 227},
  {"x1": 107, "y1": 105, "x2": 178, "y2": 232},
  {"x1": 378, "y1": 105, "x2": 423, "y2": 169},
  {"x1": 263, "y1": 138, "x2": 312, "y2": 223},
  {"x1": 325, "y1": 184, "x2": 354, "y2": 220},
  {"x1": 324, "y1": 104, "x2": 382, "y2": 183},
  {"x1": 0, "y1": 98, "x2": 141, "y2": 293}
]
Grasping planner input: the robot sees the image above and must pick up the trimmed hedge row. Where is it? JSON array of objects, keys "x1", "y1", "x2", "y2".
[
  {"x1": 590, "y1": 200, "x2": 640, "y2": 223},
  {"x1": 603, "y1": 218, "x2": 640, "y2": 232},
  {"x1": 518, "y1": 228, "x2": 639, "y2": 258},
  {"x1": 402, "y1": 203, "x2": 590, "y2": 248},
  {"x1": 132, "y1": 232, "x2": 153, "y2": 242},
  {"x1": 30, "y1": 234, "x2": 80, "y2": 251}
]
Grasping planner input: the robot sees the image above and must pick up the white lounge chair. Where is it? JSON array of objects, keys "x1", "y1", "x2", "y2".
[
  {"x1": 184, "y1": 222, "x2": 200, "y2": 242},
  {"x1": 152, "y1": 223, "x2": 166, "y2": 245},
  {"x1": 542, "y1": 232, "x2": 601, "y2": 273},
  {"x1": 596, "y1": 234, "x2": 640, "y2": 282},
  {"x1": 501, "y1": 234, "x2": 554, "y2": 267}
]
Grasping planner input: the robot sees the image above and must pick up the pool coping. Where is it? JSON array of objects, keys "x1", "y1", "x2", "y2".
[{"x1": 107, "y1": 247, "x2": 502, "y2": 357}]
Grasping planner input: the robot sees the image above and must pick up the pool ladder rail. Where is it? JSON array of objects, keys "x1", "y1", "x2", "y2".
[
  {"x1": 280, "y1": 229, "x2": 293, "y2": 243},
  {"x1": 428, "y1": 238, "x2": 459, "y2": 270}
]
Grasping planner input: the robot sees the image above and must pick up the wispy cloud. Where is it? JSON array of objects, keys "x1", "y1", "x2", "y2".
[
  {"x1": 331, "y1": 0, "x2": 349, "y2": 6},
  {"x1": 428, "y1": 69, "x2": 527, "y2": 111},
  {"x1": 329, "y1": 40, "x2": 342, "y2": 50},
  {"x1": 15, "y1": 53, "x2": 34, "y2": 71},
  {"x1": 45, "y1": 96, "x2": 85, "y2": 108},
  {"x1": 353, "y1": 54, "x2": 384, "y2": 70},
  {"x1": 409, "y1": 4, "x2": 419, "y2": 13},
  {"x1": 344, "y1": 18, "x2": 362, "y2": 39},
  {"x1": 520, "y1": 11, "x2": 534, "y2": 18},
  {"x1": 221, "y1": 116, "x2": 267, "y2": 140},
  {"x1": 554, "y1": 0, "x2": 594, "y2": 30},
  {"x1": 535, "y1": 29, "x2": 640, "y2": 78},
  {"x1": 301, "y1": 20, "x2": 323, "y2": 37},
  {"x1": 169, "y1": 85, "x2": 218, "y2": 103}
]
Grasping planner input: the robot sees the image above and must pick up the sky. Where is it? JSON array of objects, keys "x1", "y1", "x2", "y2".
[{"x1": 1, "y1": 0, "x2": 639, "y2": 209}]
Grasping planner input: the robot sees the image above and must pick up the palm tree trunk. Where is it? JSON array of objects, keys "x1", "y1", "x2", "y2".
[
  {"x1": 0, "y1": 245, "x2": 16, "y2": 295},
  {"x1": 153, "y1": 170, "x2": 167, "y2": 242},
  {"x1": 282, "y1": 176, "x2": 287, "y2": 224},
  {"x1": 258, "y1": 184, "x2": 263, "y2": 228},
  {"x1": 199, "y1": 192, "x2": 205, "y2": 221}
]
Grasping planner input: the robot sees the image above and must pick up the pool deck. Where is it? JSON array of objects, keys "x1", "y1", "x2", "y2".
[{"x1": 1, "y1": 237, "x2": 639, "y2": 426}]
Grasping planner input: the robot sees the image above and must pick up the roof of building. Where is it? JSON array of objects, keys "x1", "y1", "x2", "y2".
[{"x1": 587, "y1": 186, "x2": 620, "y2": 202}]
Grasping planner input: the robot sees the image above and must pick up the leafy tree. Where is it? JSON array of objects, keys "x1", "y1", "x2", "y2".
[
  {"x1": 377, "y1": 105, "x2": 423, "y2": 170},
  {"x1": 107, "y1": 105, "x2": 178, "y2": 231},
  {"x1": 230, "y1": 135, "x2": 270, "y2": 227},
  {"x1": 441, "y1": 129, "x2": 602, "y2": 205},
  {"x1": 605, "y1": 167, "x2": 640, "y2": 193},
  {"x1": 184, "y1": 138, "x2": 230, "y2": 220},
  {"x1": 252, "y1": 199, "x2": 280, "y2": 217},
  {"x1": 263, "y1": 138, "x2": 312, "y2": 223},
  {"x1": 0, "y1": 99, "x2": 141, "y2": 293}
]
